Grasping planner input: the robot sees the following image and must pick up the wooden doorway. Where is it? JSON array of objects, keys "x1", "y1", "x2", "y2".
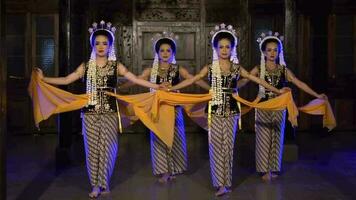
[
  {"x1": 134, "y1": 22, "x2": 204, "y2": 93},
  {"x1": 6, "y1": 13, "x2": 58, "y2": 134}
]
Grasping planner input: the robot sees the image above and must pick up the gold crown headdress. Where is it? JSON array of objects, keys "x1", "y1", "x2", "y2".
[
  {"x1": 210, "y1": 23, "x2": 239, "y2": 64},
  {"x1": 88, "y1": 20, "x2": 117, "y2": 61},
  {"x1": 151, "y1": 31, "x2": 178, "y2": 53},
  {"x1": 150, "y1": 31, "x2": 178, "y2": 91},
  {"x1": 256, "y1": 31, "x2": 284, "y2": 53},
  {"x1": 256, "y1": 31, "x2": 286, "y2": 98},
  {"x1": 88, "y1": 20, "x2": 116, "y2": 46}
]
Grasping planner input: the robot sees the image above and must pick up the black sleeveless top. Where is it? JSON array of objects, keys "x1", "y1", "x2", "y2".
[
  {"x1": 259, "y1": 65, "x2": 288, "y2": 102},
  {"x1": 82, "y1": 61, "x2": 118, "y2": 113},
  {"x1": 207, "y1": 63, "x2": 241, "y2": 117},
  {"x1": 153, "y1": 64, "x2": 180, "y2": 86}
]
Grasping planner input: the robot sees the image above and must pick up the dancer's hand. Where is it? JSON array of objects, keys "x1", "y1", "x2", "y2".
[
  {"x1": 158, "y1": 84, "x2": 169, "y2": 91},
  {"x1": 160, "y1": 82, "x2": 172, "y2": 88},
  {"x1": 317, "y1": 93, "x2": 328, "y2": 100},
  {"x1": 152, "y1": 84, "x2": 161, "y2": 90},
  {"x1": 158, "y1": 82, "x2": 171, "y2": 91},
  {"x1": 278, "y1": 87, "x2": 290, "y2": 94},
  {"x1": 34, "y1": 67, "x2": 44, "y2": 80}
]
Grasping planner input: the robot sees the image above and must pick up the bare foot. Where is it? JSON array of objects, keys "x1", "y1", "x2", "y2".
[
  {"x1": 101, "y1": 187, "x2": 110, "y2": 195},
  {"x1": 88, "y1": 186, "x2": 100, "y2": 198},
  {"x1": 215, "y1": 186, "x2": 231, "y2": 196},
  {"x1": 261, "y1": 172, "x2": 272, "y2": 182},
  {"x1": 169, "y1": 175, "x2": 176, "y2": 181},
  {"x1": 158, "y1": 173, "x2": 171, "y2": 183},
  {"x1": 271, "y1": 173, "x2": 279, "y2": 179}
]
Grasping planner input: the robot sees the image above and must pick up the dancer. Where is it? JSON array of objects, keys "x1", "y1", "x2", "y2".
[
  {"x1": 36, "y1": 20, "x2": 160, "y2": 198},
  {"x1": 238, "y1": 31, "x2": 327, "y2": 181},
  {"x1": 119, "y1": 31, "x2": 209, "y2": 183}
]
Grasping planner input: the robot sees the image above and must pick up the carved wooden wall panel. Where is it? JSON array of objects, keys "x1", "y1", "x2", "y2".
[
  {"x1": 117, "y1": 26, "x2": 133, "y2": 68},
  {"x1": 135, "y1": 0, "x2": 201, "y2": 22},
  {"x1": 134, "y1": 22, "x2": 202, "y2": 93}
]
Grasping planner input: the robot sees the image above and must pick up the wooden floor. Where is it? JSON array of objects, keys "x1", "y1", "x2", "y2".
[{"x1": 6, "y1": 131, "x2": 356, "y2": 200}]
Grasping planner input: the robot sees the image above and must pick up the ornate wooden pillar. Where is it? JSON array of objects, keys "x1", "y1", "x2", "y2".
[
  {"x1": 310, "y1": 10, "x2": 330, "y2": 133},
  {"x1": 236, "y1": 0, "x2": 255, "y2": 131},
  {"x1": 283, "y1": 0, "x2": 298, "y2": 161},
  {"x1": 284, "y1": 0, "x2": 297, "y2": 72},
  {"x1": 56, "y1": 0, "x2": 73, "y2": 169},
  {"x1": 236, "y1": 0, "x2": 250, "y2": 68},
  {"x1": 0, "y1": 0, "x2": 6, "y2": 197},
  {"x1": 200, "y1": 0, "x2": 206, "y2": 66}
]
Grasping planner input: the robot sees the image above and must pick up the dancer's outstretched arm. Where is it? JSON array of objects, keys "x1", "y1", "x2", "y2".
[
  {"x1": 286, "y1": 68, "x2": 327, "y2": 99},
  {"x1": 117, "y1": 63, "x2": 159, "y2": 90},
  {"x1": 239, "y1": 66, "x2": 285, "y2": 95},
  {"x1": 237, "y1": 66, "x2": 259, "y2": 88},
  {"x1": 170, "y1": 66, "x2": 208, "y2": 91},
  {"x1": 118, "y1": 68, "x2": 151, "y2": 89},
  {"x1": 179, "y1": 66, "x2": 210, "y2": 91},
  {"x1": 36, "y1": 63, "x2": 85, "y2": 85}
]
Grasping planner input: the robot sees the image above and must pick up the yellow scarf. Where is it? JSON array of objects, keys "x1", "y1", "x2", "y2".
[{"x1": 28, "y1": 71, "x2": 336, "y2": 148}]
